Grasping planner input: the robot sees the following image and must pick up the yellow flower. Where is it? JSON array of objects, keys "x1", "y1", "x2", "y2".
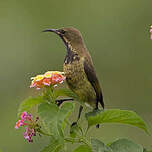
[{"x1": 30, "y1": 71, "x2": 65, "y2": 89}]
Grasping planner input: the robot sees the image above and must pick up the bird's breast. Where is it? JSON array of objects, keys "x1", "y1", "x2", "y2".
[
  {"x1": 63, "y1": 58, "x2": 96, "y2": 108},
  {"x1": 64, "y1": 59, "x2": 85, "y2": 88},
  {"x1": 63, "y1": 51, "x2": 84, "y2": 87}
]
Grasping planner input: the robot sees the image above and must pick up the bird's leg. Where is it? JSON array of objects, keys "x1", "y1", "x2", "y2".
[
  {"x1": 94, "y1": 101, "x2": 100, "y2": 128},
  {"x1": 55, "y1": 98, "x2": 73, "y2": 106},
  {"x1": 96, "y1": 124, "x2": 100, "y2": 128},
  {"x1": 95, "y1": 100, "x2": 99, "y2": 110},
  {"x1": 71, "y1": 105, "x2": 83, "y2": 127},
  {"x1": 77, "y1": 105, "x2": 83, "y2": 122}
]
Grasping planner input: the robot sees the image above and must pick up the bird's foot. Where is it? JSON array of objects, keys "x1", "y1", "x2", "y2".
[
  {"x1": 96, "y1": 124, "x2": 100, "y2": 128},
  {"x1": 55, "y1": 99, "x2": 63, "y2": 106},
  {"x1": 71, "y1": 121, "x2": 77, "y2": 127},
  {"x1": 93, "y1": 108, "x2": 100, "y2": 128},
  {"x1": 55, "y1": 98, "x2": 74, "y2": 106}
]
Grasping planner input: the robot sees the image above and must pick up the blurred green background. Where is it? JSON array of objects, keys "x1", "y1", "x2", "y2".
[{"x1": 0, "y1": 0, "x2": 152, "y2": 151}]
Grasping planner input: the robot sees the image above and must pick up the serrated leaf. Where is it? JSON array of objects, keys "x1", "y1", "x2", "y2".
[
  {"x1": 38, "y1": 102, "x2": 74, "y2": 139},
  {"x1": 91, "y1": 138, "x2": 113, "y2": 152},
  {"x1": 38, "y1": 102, "x2": 62, "y2": 138},
  {"x1": 85, "y1": 109, "x2": 149, "y2": 134},
  {"x1": 58, "y1": 102, "x2": 75, "y2": 131},
  {"x1": 109, "y1": 138, "x2": 143, "y2": 152},
  {"x1": 40, "y1": 136, "x2": 63, "y2": 152},
  {"x1": 73, "y1": 145, "x2": 92, "y2": 152},
  {"x1": 18, "y1": 96, "x2": 45, "y2": 117}
]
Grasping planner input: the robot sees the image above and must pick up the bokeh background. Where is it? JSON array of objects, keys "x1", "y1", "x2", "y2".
[{"x1": 0, "y1": 0, "x2": 152, "y2": 151}]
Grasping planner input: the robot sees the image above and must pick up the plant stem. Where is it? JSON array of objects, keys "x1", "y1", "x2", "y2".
[
  {"x1": 43, "y1": 87, "x2": 56, "y2": 103},
  {"x1": 78, "y1": 125, "x2": 84, "y2": 136},
  {"x1": 64, "y1": 137, "x2": 91, "y2": 147},
  {"x1": 84, "y1": 125, "x2": 89, "y2": 137},
  {"x1": 49, "y1": 87, "x2": 56, "y2": 103},
  {"x1": 65, "y1": 119, "x2": 71, "y2": 126},
  {"x1": 37, "y1": 129, "x2": 53, "y2": 137}
]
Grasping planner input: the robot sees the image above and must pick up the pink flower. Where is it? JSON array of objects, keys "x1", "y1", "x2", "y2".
[
  {"x1": 20, "y1": 111, "x2": 32, "y2": 121},
  {"x1": 21, "y1": 112, "x2": 27, "y2": 120},
  {"x1": 150, "y1": 25, "x2": 152, "y2": 40},
  {"x1": 15, "y1": 112, "x2": 40, "y2": 143},
  {"x1": 30, "y1": 71, "x2": 65, "y2": 89},
  {"x1": 24, "y1": 127, "x2": 36, "y2": 142},
  {"x1": 15, "y1": 119, "x2": 24, "y2": 129}
]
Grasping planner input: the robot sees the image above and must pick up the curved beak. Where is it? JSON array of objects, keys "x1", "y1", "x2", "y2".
[
  {"x1": 42, "y1": 29, "x2": 60, "y2": 35},
  {"x1": 42, "y1": 28, "x2": 67, "y2": 46}
]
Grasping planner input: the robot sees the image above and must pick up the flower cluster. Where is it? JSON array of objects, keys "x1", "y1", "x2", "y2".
[
  {"x1": 150, "y1": 25, "x2": 152, "y2": 40},
  {"x1": 30, "y1": 71, "x2": 66, "y2": 90},
  {"x1": 15, "y1": 112, "x2": 39, "y2": 142}
]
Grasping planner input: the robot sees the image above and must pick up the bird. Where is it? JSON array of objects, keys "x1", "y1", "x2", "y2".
[{"x1": 43, "y1": 27, "x2": 104, "y2": 127}]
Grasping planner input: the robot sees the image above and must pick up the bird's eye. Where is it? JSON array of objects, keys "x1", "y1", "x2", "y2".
[{"x1": 59, "y1": 29, "x2": 65, "y2": 34}]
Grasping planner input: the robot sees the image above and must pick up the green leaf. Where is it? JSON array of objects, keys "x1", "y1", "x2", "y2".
[
  {"x1": 38, "y1": 102, "x2": 74, "y2": 139},
  {"x1": 85, "y1": 109, "x2": 149, "y2": 134},
  {"x1": 143, "y1": 148, "x2": 152, "y2": 152},
  {"x1": 40, "y1": 136, "x2": 64, "y2": 152},
  {"x1": 58, "y1": 102, "x2": 75, "y2": 131},
  {"x1": 109, "y1": 138, "x2": 143, "y2": 152},
  {"x1": 91, "y1": 138, "x2": 113, "y2": 152},
  {"x1": 54, "y1": 88, "x2": 78, "y2": 99},
  {"x1": 38, "y1": 102, "x2": 62, "y2": 138},
  {"x1": 73, "y1": 145, "x2": 92, "y2": 152},
  {"x1": 18, "y1": 96, "x2": 45, "y2": 117}
]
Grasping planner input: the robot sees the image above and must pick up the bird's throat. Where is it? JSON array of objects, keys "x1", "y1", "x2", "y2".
[{"x1": 59, "y1": 35, "x2": 80, "y2": 64}]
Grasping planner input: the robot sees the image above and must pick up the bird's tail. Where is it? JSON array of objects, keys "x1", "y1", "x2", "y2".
[
  {"x1": 99, "y1": 92, "x2": 104, "y2": 109},
  {"x1": 96, "y1": 91, "x2": 104, "y2": 109}
]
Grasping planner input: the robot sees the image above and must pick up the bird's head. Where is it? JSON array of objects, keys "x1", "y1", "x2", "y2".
[{"x1": 43, "y1": 27, "x2": 84, "y2": 50}]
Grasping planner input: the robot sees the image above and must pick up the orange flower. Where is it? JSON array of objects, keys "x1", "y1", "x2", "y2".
[{"x1": 30, "y1": 71, "x2": 65, "y2": 89}]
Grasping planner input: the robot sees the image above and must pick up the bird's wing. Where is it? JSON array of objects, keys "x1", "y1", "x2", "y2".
[{"x1": 83, "y1": 57, "x2": 104, "y2": 109}]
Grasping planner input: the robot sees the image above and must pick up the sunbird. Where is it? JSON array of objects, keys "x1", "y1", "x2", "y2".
[{"x1": 43, "y1": 27, "x2": 104, "y2": 127}]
